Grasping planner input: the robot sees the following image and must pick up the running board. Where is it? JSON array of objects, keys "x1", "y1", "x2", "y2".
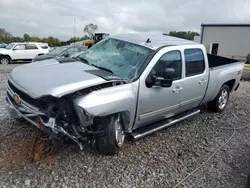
[{"x1": 131, "y1": 109, "x2": 200, "y2": 140}]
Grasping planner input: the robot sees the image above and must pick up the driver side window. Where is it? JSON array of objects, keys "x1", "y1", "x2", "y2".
[
  {"x1": 150, "y1": 50, "x2": 182, "y2": 80},
  {"x1": 13, "y1": 44, "x2": 25, "y2": 50}
]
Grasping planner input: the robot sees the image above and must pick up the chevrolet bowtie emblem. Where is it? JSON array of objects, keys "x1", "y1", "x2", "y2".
[{"x1": 13, "y1": 94, "x2": 22, "y2": 105}]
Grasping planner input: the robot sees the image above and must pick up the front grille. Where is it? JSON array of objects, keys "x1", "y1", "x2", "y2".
[{"x1": 8, "y1": 81, "x2": 50, "y2": 111}]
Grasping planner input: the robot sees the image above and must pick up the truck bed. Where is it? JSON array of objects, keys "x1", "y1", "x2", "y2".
[
  {"x1": 201, "y1": 55, "x2": 244, "y2": 104},
  {"x1": 207, "y1": 53, "x2": 238, "y2": 68}
]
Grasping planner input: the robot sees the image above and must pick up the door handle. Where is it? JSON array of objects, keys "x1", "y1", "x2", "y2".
[
  {"x1": 172, "y1": 86, "x2": 183, "y2": 93},
  {"x1": 199, "y1": 79, "x2": 207, "y2": 85}
]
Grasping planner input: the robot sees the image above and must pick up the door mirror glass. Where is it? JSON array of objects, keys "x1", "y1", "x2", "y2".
[
  {"x1": 160, "y1": 68, "x2": 175, "y2": 87},
  {"x1": 145, "y1": 68, "x2": 175, "y2": 88}
]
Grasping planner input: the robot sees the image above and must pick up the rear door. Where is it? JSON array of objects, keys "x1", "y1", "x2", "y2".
[
  {"x1": 25, "y1": 44, "x2": 40, "y2": 59},
  {"x1": 181, "y1": 47, "x2": 209, "y2": 109}
]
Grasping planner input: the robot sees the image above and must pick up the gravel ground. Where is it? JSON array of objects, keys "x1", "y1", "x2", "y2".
[{"x1": 0, "y1": 64, "x2": 250, "y2": 188}]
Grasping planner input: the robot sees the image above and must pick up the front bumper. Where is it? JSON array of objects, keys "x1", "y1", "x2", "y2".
[
  {"x1": 5, "y1": 82, "x2": 84, "y2": 150},
  {"x1": 5, "y1": 82, "x2": 45, "y2": 129},
  {"x1": 5, "y1": 96, "x2": 41, "y2": 129}
]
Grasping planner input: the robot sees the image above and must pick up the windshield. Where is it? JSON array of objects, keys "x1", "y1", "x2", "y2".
[
  {"x1": 5, "y1": 43, "x2": 15, "y2": 50},
  {"x1": 48, "y1": 47, "x2": 67, "y2": 55},
  {"x1": 78, "y1": 38, "x2": 152, "y2": 80}
]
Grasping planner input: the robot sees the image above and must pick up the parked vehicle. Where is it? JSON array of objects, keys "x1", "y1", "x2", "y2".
[
  {"x1": 0, "y1": 43, "x2": 7, "y2": 48},
  {"x1": 246, "y1": 53, "x2": 250, "y2": 64},
  {"x1": 0, "y1": 42, "x2": 50, "y2": 64},
  {"x1": 5, "y1": 34, "x2": 244, "y2": 155},
  {"x1": 32, "y1": 45, "x2": 87, "y2": 62},
  {"x1": 84, "y1": 33, "x2": 109, "y2": 49}
]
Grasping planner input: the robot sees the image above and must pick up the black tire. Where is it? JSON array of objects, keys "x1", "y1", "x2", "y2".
[
  {"x1": 207, "y1": 84, "x2": 230, "y2": 112},
  {"x1": 95, "y1": 114, "x2": 125, "y2": 155},
  {"x1": 0, "y1": 56, "x2": 10, "y2": 65}
]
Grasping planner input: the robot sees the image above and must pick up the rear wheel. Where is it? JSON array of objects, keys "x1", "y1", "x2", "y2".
[
  {"x1": 207, "y1": 84, "x2": 230, "y2": 112},
  {"x1": 0, "y1": 56, "x2": 10, "y2": 64},
  {"x1": 95, "y1": 114, "x2": 125, "y2": 155}
]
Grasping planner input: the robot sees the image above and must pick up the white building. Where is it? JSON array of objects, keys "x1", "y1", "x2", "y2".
[{"x1": 199, "y1": 23, "x2": 250, "y2": 59}]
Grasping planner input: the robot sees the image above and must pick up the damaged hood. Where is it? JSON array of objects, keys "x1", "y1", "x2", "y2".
[{"x1": 10, "y1": 59, "x2": 110, "y2": 98}]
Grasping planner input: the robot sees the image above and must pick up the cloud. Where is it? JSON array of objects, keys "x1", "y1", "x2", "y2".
[{"x1": 0, "y1": 0, "x2": 250, "y2": 40}]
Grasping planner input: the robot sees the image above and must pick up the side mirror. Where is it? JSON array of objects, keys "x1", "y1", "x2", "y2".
[
  {"x1": 161, "y1": 68, "x2": 175, "y2": 87},
  {"x1": 12, "y1": 48, "x2": 17, "y2": 51},
  {"x1": 63, "y1": 53, "x2": 69, "y2": 58},
  {"x1": 145, "y1": 68, "x2": 175, "y2": 88}
]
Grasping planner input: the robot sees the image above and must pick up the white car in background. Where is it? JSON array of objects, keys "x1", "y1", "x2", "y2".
[{"x1": 0, "y1": 42, "x2": 50, "y2": 64}]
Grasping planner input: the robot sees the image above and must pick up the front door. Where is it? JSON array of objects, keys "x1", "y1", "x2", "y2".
[
  {"x1": 134, "y1": 48, "x2": 184, "y2": 129},
  {"x1": 11, "y1": 44, "x2": 26, "y2": 60}
]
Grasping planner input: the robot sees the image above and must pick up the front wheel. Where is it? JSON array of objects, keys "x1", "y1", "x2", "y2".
[
  {"x1": 0, "y1": 56, "x2": 10, "y2": 64},
  {"x1": 207, "y1": 84, "x2": 230, "y2": 112},
  {"x1": 95, "y1": 114, "x2": 125, "y2": 155}
]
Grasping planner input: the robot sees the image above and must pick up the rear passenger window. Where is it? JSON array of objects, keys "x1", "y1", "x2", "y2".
[
  {"x1": 184, "y1": 49, "x2": 205, "y2": 77},
  {"x1": 26, "y1": 44, "x2": 38, "y2": 50},
  {"x1": 40, "y1": 45, "x2": 48, "y2": 49}
]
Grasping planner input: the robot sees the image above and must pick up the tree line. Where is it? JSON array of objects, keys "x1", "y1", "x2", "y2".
[
  {"x1": 0, "y1": 28, "x2": 89, "y2": 47},
  {"x1": 1, "y1": 25, "x2": 199, "y2": 47},
  {"x1": 166, "y1": 31, "x2": 200, "y2": 40}
]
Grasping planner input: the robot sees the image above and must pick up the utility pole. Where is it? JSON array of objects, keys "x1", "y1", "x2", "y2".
[{"x1": 74, "y1": 17, "x2": 76, "y2": 47}]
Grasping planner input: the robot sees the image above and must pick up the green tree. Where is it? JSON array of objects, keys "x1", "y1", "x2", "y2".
[
  {"x1": 30, "y1": 36, "x2": 41, "y2": 42},
  {"x1": 23, "y1": 33, "x2": 30, "y2": 41},
  {"x1": 83, "y1": 23, "x2": 98, "y2": 39},
  {"x1": 0, "y1": 28, "x2": 12, "y2": 43},
  {"x1": 168, "y1": 31, "x2": 200, "y2": 40},
  {"x1": 0, "y1": 28, "x2": 89, "y2": 46}
]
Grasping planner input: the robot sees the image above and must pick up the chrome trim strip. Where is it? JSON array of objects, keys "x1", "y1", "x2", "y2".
[
  {"x1": 181, "y1": 96, "x2": 203, "y2": 106},
  {"x1": 7, "y1": 83, "x2": 45, "y2": 115},
  {"x1": 6, "y1": 96, "x2": 40, "y2": 129},
  {"x1": 139, "y1": 104, "x2": 180, "y2": 121}
]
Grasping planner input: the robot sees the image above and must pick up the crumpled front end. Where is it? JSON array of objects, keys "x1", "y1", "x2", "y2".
[
  {"x1": 5, "y1": 79, "x2": 122, "y2": 150},
  {"x1": 5, "y1": 80, "x2": 86, "y2": 149}
]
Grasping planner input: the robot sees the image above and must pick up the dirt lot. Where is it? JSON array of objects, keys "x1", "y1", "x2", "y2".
[{"x1": 1, "y1": 64, "x2": 250, "y2": 188}]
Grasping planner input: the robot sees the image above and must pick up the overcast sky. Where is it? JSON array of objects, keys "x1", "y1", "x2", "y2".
[{"x1": 0, "y1": 0, "x2": 250, "y2": 40}]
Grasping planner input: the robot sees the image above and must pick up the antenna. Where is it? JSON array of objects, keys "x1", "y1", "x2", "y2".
[{"x1": 146, "y1": 38, "x2": 151, "y2": 43}]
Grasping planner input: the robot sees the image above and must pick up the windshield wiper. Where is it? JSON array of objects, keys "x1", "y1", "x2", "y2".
[
  {"x1": 73, "y1": 56, "x2": 90, "y2": 65},
  {"x1": 90, "y1": 64, "x2": 114, "y2": 74}
]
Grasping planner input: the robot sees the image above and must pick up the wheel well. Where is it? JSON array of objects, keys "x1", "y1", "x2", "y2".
[
  {"x1": 119, "y1": 111, "x2": 130, "y2": 132},
  {"x1": 223, "y1": 79, "x2": 236, "y2": 91},
  {"x1": 93, "y1": 111, "x2": 131, "y2": 132},
  {"x1": 0, "y1": 55, "x2": 12, "y2": 60}
]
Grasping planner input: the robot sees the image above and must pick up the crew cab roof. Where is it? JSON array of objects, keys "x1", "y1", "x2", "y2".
[{"x1": 109, "y1": 33, "x2": 198, "y2": 50}]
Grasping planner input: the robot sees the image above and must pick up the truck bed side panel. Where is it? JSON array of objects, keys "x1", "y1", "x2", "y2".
[{"x1": 202, "y1": 62, "x2": 244, "y2": 104}]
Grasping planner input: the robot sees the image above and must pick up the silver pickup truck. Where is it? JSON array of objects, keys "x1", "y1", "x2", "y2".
[{"x1": 5, "y1": 34, "x2": 244, "y2": 155}]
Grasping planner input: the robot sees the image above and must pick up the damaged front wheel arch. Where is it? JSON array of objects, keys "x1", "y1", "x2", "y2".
[{"x1": 95, "y1": 113, "x2": 126, "y2": 155}]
